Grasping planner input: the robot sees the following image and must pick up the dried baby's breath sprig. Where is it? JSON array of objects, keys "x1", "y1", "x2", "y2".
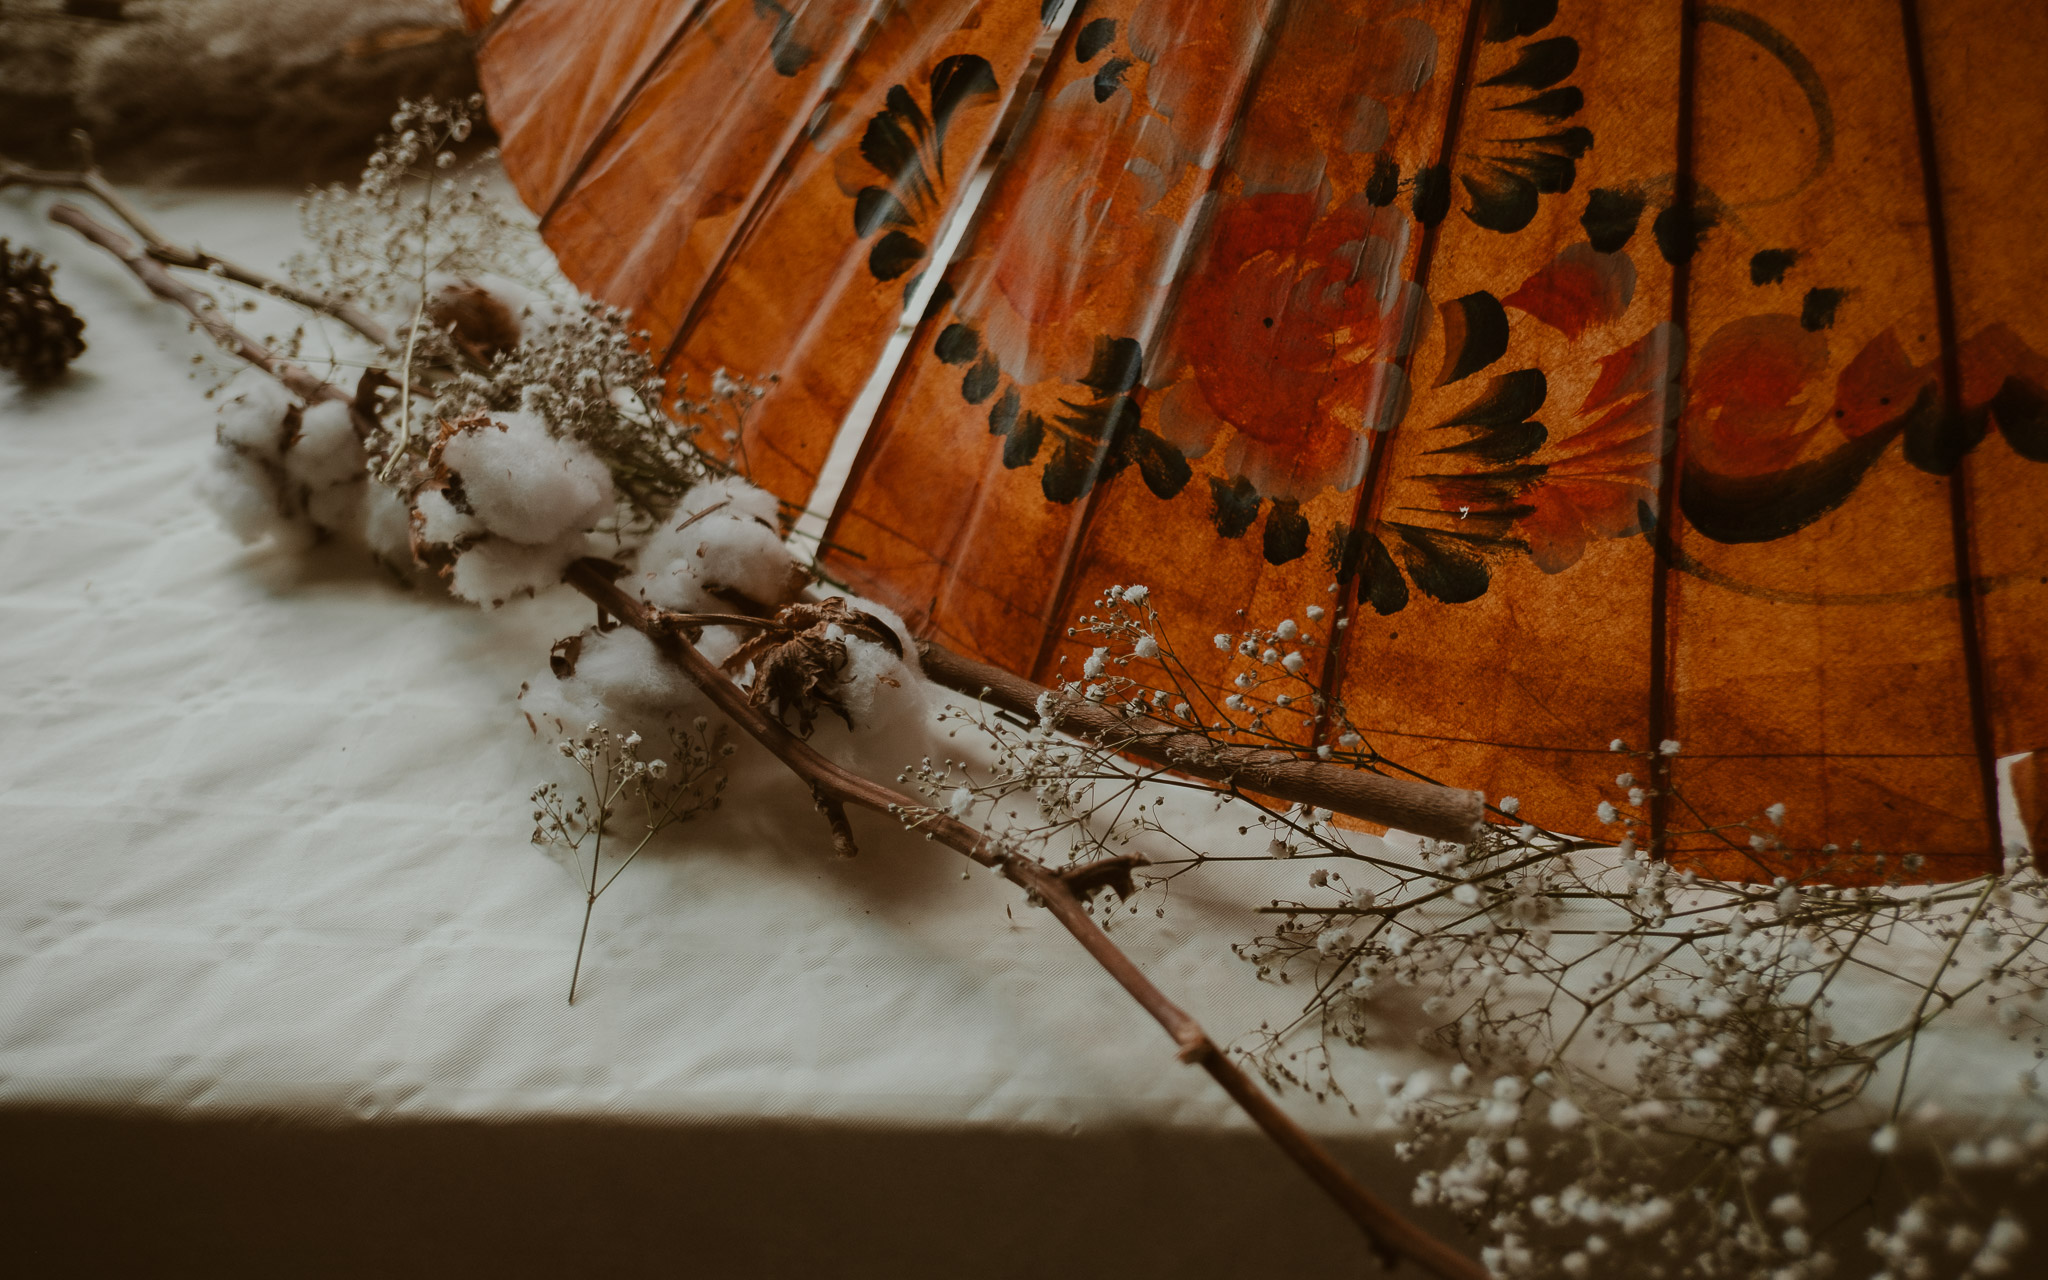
[
  {"x1": 437, "y1": 300, "x2": 721, "y2": 518},
  {"x1": 532, "y1": 717, "x2": 732, "y2": 1004},
  {"x1": 292, "y1": 96, "x2": 537, "y2": 327},
  {"x1": 1230, "y1": 754, "x2": 2048, "y2": 1278}
]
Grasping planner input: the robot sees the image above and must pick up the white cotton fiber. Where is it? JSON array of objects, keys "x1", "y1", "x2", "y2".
[
  {"x1": 303, "y1": 478, "x2": 364, "y2": 536},
  {"x1": 284, "y1": 400, "x2": 366, "y2": 490},
  {"x1": 637, "y1": 501, "x2": 806, "y2": 614},
  {"x1": 412, "y1": 486, "x2": 482, "y2": 544},
  {"x1": 361, "y1": 482, "x2": 415, "y2": 567},
  {"x1": 439, "y1": 410, "x2": 613, "y2": 545},
  {"x1": 558, "y1": 624, "x2": 742, "y2": 717},
  {"x1": 804, "y1": 594, "x2": 936, "y2": 769},
  {"x1": 447, "y1": 532, "x2": 589, "y2": 607},
  {"x1": 196, "y1": 447, "x2": 304, "y2": 548},
  {"x1": 674, "y1": 475, "x2": 782, "y2": 527},
  {"x1": 214, "y1": 380, "x2": 293, "y2": 455}
]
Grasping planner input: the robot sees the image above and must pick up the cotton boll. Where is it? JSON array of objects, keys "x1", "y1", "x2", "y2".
[
  {"x1": 303, "y1": 478, "x2": 366, "y2": 537},
  {"x1": 439, "y1": 410, "x2": 613, "y2": 545},
  {"x1": 361, "y1": 482, "x2": 416, "y2": 568},
  {"x1": 841, "y1": 594, "x2": 917, "y2": 668},
  {"x1": 674, "y1": 475, "x2": 782, "y2": 527},
  {"x1": 637, "y1": 509, "x2": 807, "y2": 614},
  {"x1": 413, "y1": 486, "x2": 482, "y2": 544},
  {"x1": 806, "y1": 632, "x2": 939, "y2": 772},
  {"x1": 214, "y1": 379, "x2": 293, "y2": 455},
  {"x1": 283, "y1": 400, "x2": 366, "y2": 490},
  {"x1": 558, "y1": 626, "x2": 703, "y2": 717},
  {"x1": 447, "y1": 532, "x2": 590, "y2": 607},
  {"x1": 197, "y1": 447, "x2": 304, "y2": 548}
]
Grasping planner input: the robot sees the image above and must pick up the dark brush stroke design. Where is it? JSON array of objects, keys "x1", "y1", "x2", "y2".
[
  {"x1": 1800, "y1": 287, "x2": 1847, "y2": 331},
  {"x1": 1652, "y1": 200, "x2": 1719, "y2": 264},
  {"x1": 1436, "y1": 291, "x2": 1510, "y2": 386},
  {"x1": 1483, "y1": 0, "x2": 1558, "y2": 43},
  {"x1": 1355, "y1": 526, "x2": 1410, "y2": 614},
  {"x1": 1389, "y1": 522, "x2": 1492, "y2": 603},
  {"x1": 1018, "y1": 337, "x2": 1189, "y2": 505},
  {"x1": 1093, "y1": 57, "x2": 1134, "y2": 101},
  {"x1": 753, "y1": 0, "x2": 818, "y2": 76},
  {"x1": 1699, "y1": 6, "x2": 1835, "y2": 206},
  {"x1": 1902, "y1": 395, "x2": 1989, "y2": 477},
  {"x1": 1211, "y1": 475, "x2": 1261, "y2": 537},
  {"x1": 1461, "y1": 127, "x2": 1591, "y2": 232},
  {"x1": 1750, "y1": 248, "x2": 1800, "y2": 285},
  {"x1": 1581, "y1": 187, "x2": 1644, "y2": 252},
  {"x1": 962, "y1": 352, "x2": 1001, "y2": 403},
  {"x1": 1491, "y1": 86, "x2": 1583, "y2": 120},
  {"x1": 934, "y1": 321, "x2": 980, "y2": 364},
  {"x1": 1480, "y1": 35, "x2": 1578, "y2": 89},
  {"x1": 1366, "y1": 154, "x2": 1401, "y2": 206},
  {"x1": 851, "y1": 56, "x2": 999, "y2": 282},
  {"x1": 1426, "y1": 369, "x2": 1548, "y2": 462},
  {"x1": 1264, "y1": 499, "x2": 1311, "y2": 564},
  {"x1": 1992, "y1": 376, "x2": 2048, "y2": 461},
  {"x1": 1411, "y1": 163, "x2": 1452, "y2": 226},
  {"x1": 1075, "y1": 17, "x2": 1117, "y2": 62},
  {"x1": 1680, "y1": 397, "x2": 1916, "y2": 543}
]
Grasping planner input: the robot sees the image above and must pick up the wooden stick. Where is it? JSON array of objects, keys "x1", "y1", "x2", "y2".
[
  {"x1": 566, "y1": 560, "x2": 1486, "y2": 1280},
  {"x1": 916, "y1": 642, "x2": 1488, "y2": 846}
]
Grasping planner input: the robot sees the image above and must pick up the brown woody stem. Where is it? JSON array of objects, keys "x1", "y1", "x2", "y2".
[
  {"x1": 573, "y1": 560, "x2": 1485, "y2": 1280},
  {"x1": 46, "y1": 202, "x2": 356, "y2": 410},
  {"x1": 5, "y1": 155, "x2": 395, "y2": 349},
  {"x1": 915, "y1": 642, "x2": 1487, "y2": 846}
]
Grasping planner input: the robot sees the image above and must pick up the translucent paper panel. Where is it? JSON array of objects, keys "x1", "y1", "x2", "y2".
[{"x1": 473, "y1": 0, "x2": 2048, "y2": 867}]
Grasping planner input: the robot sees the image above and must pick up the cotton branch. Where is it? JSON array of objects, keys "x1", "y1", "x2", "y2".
[
  {"x1": 566, "y1": 560, "x2": 1486, "y2": 1280},
  {"x1": 4, "y1": 151, "x2": 395, "y2": 349},
  {"x1": 45, "y1": 201, "x2": 356, "y2": 410},
  {"x1": 917, "y1": 642, "x2": 1487, "y2": 846}
]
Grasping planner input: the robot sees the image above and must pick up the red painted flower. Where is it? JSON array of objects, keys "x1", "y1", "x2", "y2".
[{"x1": 1161, "y1": 192, "x2": 1421, "y2": 500}]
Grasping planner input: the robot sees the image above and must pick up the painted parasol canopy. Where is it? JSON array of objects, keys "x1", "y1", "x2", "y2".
[{"x1": 459, "y1": 0, "x2": 2048, "y2": 875}]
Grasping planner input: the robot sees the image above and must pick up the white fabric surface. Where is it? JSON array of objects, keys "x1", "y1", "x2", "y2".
[{"x1": 2, "y1": 186, "x2": 2038, "y2": 1277}]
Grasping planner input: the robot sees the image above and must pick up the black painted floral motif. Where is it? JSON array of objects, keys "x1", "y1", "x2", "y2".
[{"x1": 848, "y1": 55, "x2": 1000, "y2": 283}]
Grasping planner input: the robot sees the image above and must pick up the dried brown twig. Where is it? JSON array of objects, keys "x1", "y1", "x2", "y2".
[
  {"x1": 3, "y1": 146, "x2": 395, "y2": 350},
  {"x1": 917, "y1": 642, "x2": 1486, "y2": 845},
  {"x1": 566, "y1": 560, "x2": 1486, "y2": 1280}
]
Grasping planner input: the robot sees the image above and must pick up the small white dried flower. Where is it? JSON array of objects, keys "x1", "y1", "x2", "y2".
[
  {"x1": 1275, "y1": 619, "x2": 1299, "y2": 640},
  {"x1": 1212, "y1": 633, "x2": 1232, "y2": 651},
  {"x1": 1133, "y1": 634, "x2": 1160, "y2": 659}
]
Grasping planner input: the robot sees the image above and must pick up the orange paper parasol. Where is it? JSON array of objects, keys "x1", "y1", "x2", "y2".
[{"x1": 464, "y1": 0, "x2": 2047, "y2": 873}]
